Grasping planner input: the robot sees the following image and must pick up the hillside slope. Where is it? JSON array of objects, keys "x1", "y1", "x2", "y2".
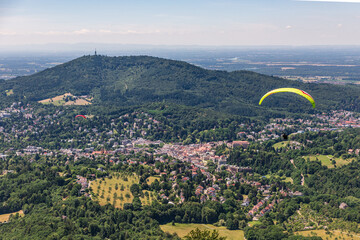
[{"x1": 1, "y1": 55, "x2": 359, "y2": 115}]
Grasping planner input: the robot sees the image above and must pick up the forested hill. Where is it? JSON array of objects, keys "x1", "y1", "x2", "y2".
[{"x1": 1, "y1": 55, "x2": 359, "y2": 115}]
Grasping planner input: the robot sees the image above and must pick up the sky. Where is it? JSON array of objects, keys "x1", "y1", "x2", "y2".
[{"x1": 1, "y1": 0, "x2": 360, "y2": 47}]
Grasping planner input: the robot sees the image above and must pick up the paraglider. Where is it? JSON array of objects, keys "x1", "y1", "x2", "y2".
[
  {"x1": 259, "y1": 88, "x2": 315, "y2": 108},
  {"x1": 75, "y1": 115, "x2": 86, "y2": 119}
]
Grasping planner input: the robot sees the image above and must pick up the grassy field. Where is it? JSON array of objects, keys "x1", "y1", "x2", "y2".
[
  {"x1": 90, "y1": 173, "x2": 156, "y2": 208},
  {"x1": 303, "y1": 155, "x2": 352, "y2": 168},
  {"x1": 248, "y1": 221, "x2": 262, "y2": 227},
  {"x1": 0, "y1": 210, "x2": 24, "y2": 223},
  {"x1": 283, "y1": 177, "x2": 293, "y2": 184},
  {"x1": 294, "y1": 229, "x2": 360, "y2": 240},
  {"x1": 273, "y1": 141, "x2": 288, "y2": 150},
  {"x1": 39, "y1": 93, "x2": 92, "y2": 106},
  {"x1": 146, "y1": 176, "x2": 160, "y2": 185},
  {"x1": 273, "y1": 141, "x2": 302, "y2": 150},
  {"x1": 265, "y1": 174, "x2": 293, "y2": 184},
  {"x1": 160, "y1": 223, "x2": 245, "y2": 239}
]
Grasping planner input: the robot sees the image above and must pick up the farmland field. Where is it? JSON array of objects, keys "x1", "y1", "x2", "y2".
[
  {"x1": 160, "y1": 223, "x2": 245, "y2": 239},
  {"x1": 38, "y1": 93, "x2": 92, "y2": 106},
  {"x1": 295, "y1": 229, "x2": 360, "y2": 240},
  {"x1": 0, "y1": 210, "x2": 24, "y2": 223},
  {"x1": 90, "y1": 173, "x2": 156, "y2": 208}
]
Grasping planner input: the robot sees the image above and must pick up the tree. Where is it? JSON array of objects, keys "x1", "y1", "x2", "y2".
[
  {"x1": 226, "y1": 218, "x2": 239, "y2": 230},
  {"x1": 132, "y1": 197, "x2": 142, "y2": 211},
  {"x1": 184, "y1": 228, "x2": 227, "y2": 240},
  {"x1": 89, "y1": 223, "x2": 100, "y2": 236},
  {"x1": 239, "y1": 220, "x2": 247, "y2": 230},
  {"x1": 130, "y1": 183, "x2": 141, "y2": 197},
  {"x1": 201, "y1": 207, "x2": 218, "y2": 223},
  {"x1": 70, "y1": 184, "x2": 81, "y2": 196}
]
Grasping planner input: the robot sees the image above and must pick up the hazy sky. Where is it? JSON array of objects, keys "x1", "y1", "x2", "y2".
[{"x1": 1, "y1": 0, "x2": 360, "y2": 46}]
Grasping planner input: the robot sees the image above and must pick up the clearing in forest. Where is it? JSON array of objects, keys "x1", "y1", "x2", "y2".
[
  {"x1": 38, "y1": 93, "x2": 92, "y2": 106},
  {"x1": 303, "y1": 155, "x2": 352, "y2": 168},
  {"x1": 273, "y1": 141, "x2": 303, "y2": 150},
  {"x1": 0, "y1": 210, "x2": 24, "y2": 223}
]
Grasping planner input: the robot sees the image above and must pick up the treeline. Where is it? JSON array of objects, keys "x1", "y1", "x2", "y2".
[
  {"x1": 0, "y1": 198, "x2": 178, "y2": 240},
  {"x1": 288, "y1": 128, "x2": 360, "y2": 156},
  {"x1": 1, "y1": 55, "x2": 360, "y2": 116}
]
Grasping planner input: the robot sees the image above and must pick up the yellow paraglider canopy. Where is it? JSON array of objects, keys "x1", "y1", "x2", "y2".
[{"x1": 259, "y1": 88, "x2": 315, "y2": 108}]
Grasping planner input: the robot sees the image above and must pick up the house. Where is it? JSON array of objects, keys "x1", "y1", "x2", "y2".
[
  {"x1": 212, "y1": 184, "x2": 220, "y2": 190},
  {"x1": 248, "y1": 210, "x2": 255, "y2": 216},
  {"x1": 182, "y1": 176, "x2": 190, "y2": 182},
  {"x1": 241, "y1": 198, "x2": 250, "y2": 207},
  {"x1": 355, "y1": 149, "x2": 360, "y2": 156},
  {"x1": 254, "y1": 182, "x2": 261, "y2": 187},
  {"x1": 237, "y1": 132, "x2": 246, "y2": 137},
  {"x1": 206, "y1": 187, "x2": 216, "y2": 197},
  {"x1": 232, "y1": 141, "x2": 250, "y2": 148},
  {"x1": 227, "y1": 165, "x2": 240, "y2": 174},
  {"x1": 169, "y1": 176, "x2": 177, "y2": 181},
  {"x1": 339, "y1": 202, "x2": 348, "y2": 209},
  {"x1": 263, "y1": 189, "x2": 271, "y2": 195},
  {"x1": 195, "y1": 185, "x2": 204, "y2": 196},
  {"x1": 88, "y1": 174, "x2": 96, "y2": 179},
  {"x1": 180, "y1": 194, "x2": 185, "y2": 203},
  {"x1": 76, "y1": 175, "x2": 89, "y2": 195},
  {"x1": 160, "y1": 194, "x2": 168, "y2": 200},
  {"x1": 239, "y1": 167, "x2": 253, "y2": 173},
  {"x1": 293, "y1": 191, "x2": 303, "y2": 197}
]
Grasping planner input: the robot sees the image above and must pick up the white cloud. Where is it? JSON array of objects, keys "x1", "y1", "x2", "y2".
[
  {"x1": 0, "y1": 31, "x2": 16, "y2": 35},
  {"x1": 35, "y1": 31, "x2": 65, "y2": 35},
  {"x1": 337, "y1": 23, "x2": 343, "y2": 27},
  {"x1": 286, "y1": 25, "x2": 293, "y2": 29},
  {"x1": 73, "y1": 29, "x2": 91, "y2": 34},
  {"x1": 99, "y1": 29, "x2": 112, "y2": 33}
]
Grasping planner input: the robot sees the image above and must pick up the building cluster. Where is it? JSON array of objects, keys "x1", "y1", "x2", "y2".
[
  {"x1": 316, "y1": 110, "x2": 360, "y2": 128},
  {"x1": 76, "y1": 175, "x2": 90, "y2": 197},
  {"x1": 0, "y1": 102, "x2": 355, "y2": 224},
  {"x1": 255, "y1": 110, "x2": 360, "y2": 142},
  {"x1": 157, "y1": 142, "x2": 225, "y2": 168}
]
